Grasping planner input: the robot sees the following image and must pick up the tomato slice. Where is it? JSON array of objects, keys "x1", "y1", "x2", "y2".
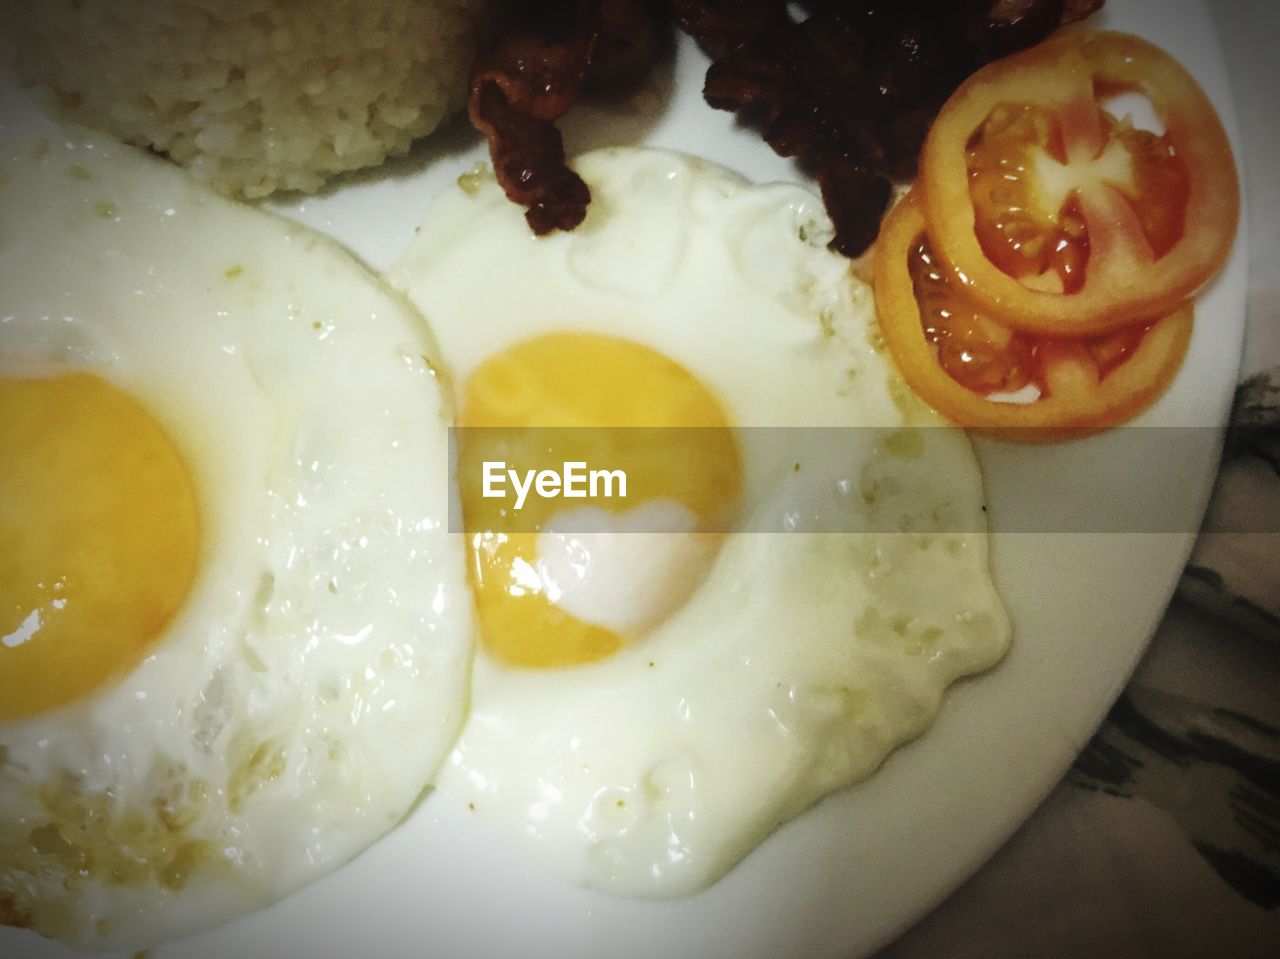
[
  {"x1": 873, "y1": 192, "x2": 1192, "y2": 442},
  {"x1": 920, "y1": 30, "x2": 1237, "y2": 336}
]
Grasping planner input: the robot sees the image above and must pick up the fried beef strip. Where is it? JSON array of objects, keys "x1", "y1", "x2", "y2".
[
  {"x1": 588, "y1": 0, "x2": 669, "y2": 96},
  {"x1": 468, "y1": 0, "x2": 667, "y2": 234},
  {"x1": 469, "y1": 0, "x2": 598, "y2": 234},
  {"x1": 677, "y1": 0, "x2": 1104, "y2": 257},
  {"x1": 469, "y1": 0, "x2": 1101, "y2": 252}
]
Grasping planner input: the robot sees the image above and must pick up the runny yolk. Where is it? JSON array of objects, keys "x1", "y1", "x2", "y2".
[
  {"x1": 458, "y1": 333, "x2": 741, "y2": 669},
  {"x1": 0, "y1": 372, "x2": 201, "y2": 721}
]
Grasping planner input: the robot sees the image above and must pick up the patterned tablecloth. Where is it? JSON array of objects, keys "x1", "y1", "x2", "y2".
[{"x1": 879, "y1": 1, "x2": 1280, "y2": 955}]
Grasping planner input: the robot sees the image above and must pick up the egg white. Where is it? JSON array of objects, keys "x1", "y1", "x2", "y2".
[
  {"x1": 0, "y1": 132, "x2": 472, "y2": 948},
  {"x1": 388, "y1": 148, "x2": 1011, "y2": 896}
]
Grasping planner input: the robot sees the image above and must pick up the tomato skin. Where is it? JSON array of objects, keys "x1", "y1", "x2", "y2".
[
  {"x1": 920, "y1": 30, "x2": 1238, "y2": 336},
  {"x1": 873, "y1": 192, "x2": 1192, "y2": 442}
]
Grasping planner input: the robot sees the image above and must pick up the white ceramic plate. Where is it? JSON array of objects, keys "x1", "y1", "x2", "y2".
[{"x1": 0, "y1": 0, "x2": 1246, "y2": 956}]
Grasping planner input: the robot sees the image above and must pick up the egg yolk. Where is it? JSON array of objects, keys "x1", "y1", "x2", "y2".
[
  {"x1": 459, "y1": 333, "x2": 741, "y2": 668},
  {"x1": 0, "y1": 373, "x2": 200, "y2": 721}
]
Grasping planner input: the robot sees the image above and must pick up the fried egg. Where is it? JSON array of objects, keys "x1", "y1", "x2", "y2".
[
  {"x1": 0, "y1": 132, "x2": 472, "y2": 948},
  {"x1": 388, "y1": 148, "x2": 1011, "y2": 896}
]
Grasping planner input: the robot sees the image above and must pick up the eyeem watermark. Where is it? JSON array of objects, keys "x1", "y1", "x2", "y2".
[
  {"x1": 483, "y1": 461, "x2": 628, "y2": 511},
  {"x1": 449, "y1": 426, "x2": 1252, "y2": 533}
]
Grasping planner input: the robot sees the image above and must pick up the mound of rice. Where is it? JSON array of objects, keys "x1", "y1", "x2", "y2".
[{"x1": 5, "y1": 0, "x2": 494, "y2": 198}]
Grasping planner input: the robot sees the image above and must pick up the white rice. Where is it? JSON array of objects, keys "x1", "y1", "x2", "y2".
[{"x1": 5, "y1": 0, "x2": 494, "y2": 197}]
